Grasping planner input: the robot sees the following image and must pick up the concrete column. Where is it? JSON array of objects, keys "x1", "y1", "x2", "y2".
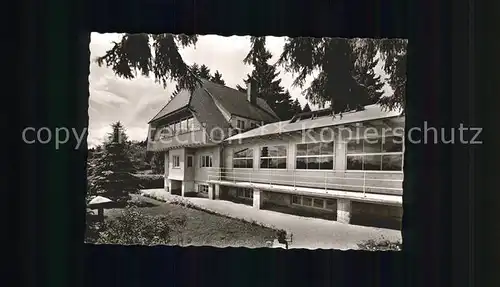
[
  {"x1": 164, "y1": 152, "x2": 169, "y2": 192},
  {"x1": 214, "y1": 184, "x2": 220, "y2": 199},
  {"x1": 253, "y1": 189, "x2": 264, "y2": 209},
  {"x1": 181, "y1": 182, "x2": 186, "y2": 197},
  {"x1": 165, "y1": 179, "x2": 172, "y2": 193},
  {"x1": 337, "y1": 198, "x2": 352, "y2": 224},
  {"x1": 164, "y1": 177, "x2": 169, "y2": 192},
  {"x1": 208, "y1": 184, "x2": 215, "y2": 200}
]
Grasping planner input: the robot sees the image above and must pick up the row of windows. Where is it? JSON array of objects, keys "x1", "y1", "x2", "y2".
[
  {"x1": 236, "y1": 119, "x2": 245, "y2": 130},
  {"x1": 291, "y1": 195, "x2": 336, "y2": 210},
  {"x1": 236, "y1": 188, "x2": 253, "y2": 199},
  {"x1": 346, "y1": 135, "x2": 403, "y2": 154},
  {"x1": 236, "y1": 119, "x2": 260, "y2": 130},
  {"x1": 159, "y1": 117, "x2": 199, "y2": 139},
  {"x1": 172, "y1": 155, "x2": 212, "y2": 168},
  {"x1": 232, "y1": 136, "x2": 403, "y2": 171}
]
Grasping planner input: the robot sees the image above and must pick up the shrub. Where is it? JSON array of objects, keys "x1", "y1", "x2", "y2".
[
  {"x1": 91, "y1": 206, "x2": 187, "y2": 245},
  {"x1": 134, "y1": 174, "x2": 164, "y2": 189},
  {"x1": 357, "y1": 239, "x2": 402, "y2": 251}
]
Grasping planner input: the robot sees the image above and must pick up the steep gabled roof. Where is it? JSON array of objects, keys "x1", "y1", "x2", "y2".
[
  {"x1": 148, "y1": 80, "x2": 280, "y2": 124},
  {"x1": 189, "y1": 86, "x2": 231, "y2": 135},
  {"x1": 148, "y1": 89, "x2": 192, "y2": 123},
  {"x1": 200, "y1": 80, "x2": 279, "y2": 122}
]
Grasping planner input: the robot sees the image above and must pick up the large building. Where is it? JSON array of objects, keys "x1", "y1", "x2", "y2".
[{"x1": 147, "y1": 80, "x2": 404, "y2": 228}]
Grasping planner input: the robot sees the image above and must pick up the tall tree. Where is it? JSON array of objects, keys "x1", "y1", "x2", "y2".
[
  {"x1": 237, "y1": 37, "x2": 298, "y2": 120},
  {"x1": 302, "y1": 103, "x2": 312, "y2": 113},
  {"x1": 210, "y1": 70, "x2": 225, "y2": 85},
  {"x1": 149, "y1": 152, "x2": 165, "y2": 174},
  {"x1": 127, "y1": 140, "x2": 150, "y2": 171},
  {"x1": 198, "y1": 64, "x2": 211, "y2": 79},
  {"x1": 289, "y1": 98, "x2": 302, "y2": 116},
  {"x1": 171, "y1": 64, "x2": 226, "y2": 98},
  {"x1": 277, "y1": 38, "x2": 405, "y2": 113},
  {"x1": 377, "y1": 40, "x2": 407, "y2": 111},
  {"x1": 89, "y1": 122, "x2": 139, "y2": 203}
]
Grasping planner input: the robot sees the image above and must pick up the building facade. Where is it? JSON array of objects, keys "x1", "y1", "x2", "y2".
[{"x1": 147, "y1": 80, "x2": 404, "y2": 228}]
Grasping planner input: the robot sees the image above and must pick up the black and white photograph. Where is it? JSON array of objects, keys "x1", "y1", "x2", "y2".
[{"x1": 85, "y1": 33, "x2": 407, "y2": 250}]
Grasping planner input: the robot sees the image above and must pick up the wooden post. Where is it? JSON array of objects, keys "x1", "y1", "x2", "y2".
[{"x1": 97, "y1": 208, "x2": 104, "y2": 222}]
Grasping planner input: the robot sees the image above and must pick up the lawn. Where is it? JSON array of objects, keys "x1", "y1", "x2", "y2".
[{"x1": 94, "y1": 195, "x2": 277, "y2": 248}]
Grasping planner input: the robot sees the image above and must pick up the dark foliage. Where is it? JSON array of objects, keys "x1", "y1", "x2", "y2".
[
  {"x1": 134, "y1": 174, "x2": 164, "y2": 189},
  {"x1": 95, "y1": 33, "x2": 201, "y2": 92},
  {"x1": 88, "y1": 122, "x2": 139, "y2": 203},
  {"x1": 237, "y1": 36, "x2": 299, "y2": 120},
  {"x1": 357, "y1": 239, "x2": 402, "y2": 251},
  {"x1": 86, "y1": 206, "x2": 187, "y2": 245},
  {"x1": 171, "y1": 63, "x2": 227, "y2": 98},
  {"x1": 278, "y1": 38, "x2": 406, "y2": 113}
]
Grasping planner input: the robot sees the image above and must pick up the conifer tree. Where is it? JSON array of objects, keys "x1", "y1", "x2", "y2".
[
  {"x1": 210, "y1": 70, "x2": 225, "y2": 85},
  {"x1": 89, "y1": 122, "x2": 139, "y2": 204},
  {"x1": 238, "y1": 37, "x2": 298, "y2": 120},
  {"x1": 302, "y1": 103, "x2": 312, "y2": 113},
  {"x1": 278, "y1": 38, "x2": 405, "y2": 113}
]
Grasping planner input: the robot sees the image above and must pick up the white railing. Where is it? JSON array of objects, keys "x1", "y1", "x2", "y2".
[{"x1": 207, "y1": 167, "x2": 403, "y2": 195}]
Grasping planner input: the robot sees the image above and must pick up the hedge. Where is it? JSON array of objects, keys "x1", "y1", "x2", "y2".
[{"x1": 133, "y1": 174, "x2": 164, "y2": 189}]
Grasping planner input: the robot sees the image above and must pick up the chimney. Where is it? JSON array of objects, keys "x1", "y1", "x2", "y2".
[{"x1": 246, "y1": 79, "x2": 257, "y2": 105}]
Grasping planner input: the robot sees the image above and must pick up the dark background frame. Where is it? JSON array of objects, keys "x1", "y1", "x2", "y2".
[{"x1": 15, "y1": 0, "x2": 492, "y2": 286}]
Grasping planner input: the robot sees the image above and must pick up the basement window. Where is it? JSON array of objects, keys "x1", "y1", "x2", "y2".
[
  {"x1": 198, "y1": 184, "x2": 209, "y2": 194},
  {"x1": 291, "y1": 195, "x2": 334, "y2": 211},
  {"x1": 236, "y1": 188, "x2": 253, "y2": 199}
]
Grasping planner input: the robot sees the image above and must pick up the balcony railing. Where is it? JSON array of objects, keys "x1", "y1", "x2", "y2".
[{"x1": 207, "y1": 167, "x2": 403, "y2": 196}]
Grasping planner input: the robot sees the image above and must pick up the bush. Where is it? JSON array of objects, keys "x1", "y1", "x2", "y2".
[
  {"x1": 357, "y1": 239, "x2": 402, "y2": 251},
  {"x1": 134, "y1": 174, "x2": 164, "y2": 189},
  {"x1": 89, "y1": 206, "x2": 187, "y2": 245}
]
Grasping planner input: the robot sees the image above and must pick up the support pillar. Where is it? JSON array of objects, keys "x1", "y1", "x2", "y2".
[
  {"x1": 208, "y1": 184, "x2": 215, "y2": 200},
  {"x1": 337, "y1": 199, "x2": 352, "y2": 224},
  {"x1": 164, "y1": 177, "x2": 169, "y2": 192},
  {"x1": 181, "y1": 182, "x2": 186, "y2": 197},
  {"x1": 253, "y1": 189, "x2": 264, "y2": 209},
  {"x1": 164, "y1": 179, "x2": 172, "y2": 193},
  {"x1": 164, "y1": 152, "x2": 169, "y2": 192},
  {"x1": 214, "y1": 184, "x2": 220, "y2": 199}
]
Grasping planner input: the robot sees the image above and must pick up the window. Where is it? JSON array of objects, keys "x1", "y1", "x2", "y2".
[
  {"x1": 200, "y1": 155, "x2": 213, "y2": 168},
  {"x1": 236, "y1": 188, "x2": 253, "y2": 199},
  {"x1": 198, "y1": 184, "x2": 209, "y2": 194},
  {"x1": 159, "y1": 127, "x2": 173, "y2": 140},
  {"x1": 187, "y1": 155, "x2": 193, "y2": 167},
  {"x1": 172, "y1": 156, "x2": 180, "y2": 168},
  {"x1": 295, "y1": 142, "x2": 334, "y2": 170},
  {"x1": 174, "y1": 122, "x2": 181, "y2": 134},
  {"x1": 233, "y1": 148, "x2": 253, "y2": 168},
  {"x1": 260, "y1": 145, "x2": 287, "y2": 169},
  {"x1": 180, "y1": 119, "x2": 188, "y2": 133},
  {"x1": 346, "y1": 135, "x2": 403, "y2": 171},
  {"x1": 149, "y1": 129, "x2": 155, "y2": 141},
  {"x1": 187, "y1": 118, "x2": 194, "y2": 131},
  {"x1": 163, "y1": 117, "x2": 197, "y2": 135},
  {"x1": 237, "y1": 119, "x2": 245, "y2": 130},
  {"x1": 291, "y1": 195, "x2": 334, "y2": 210}
]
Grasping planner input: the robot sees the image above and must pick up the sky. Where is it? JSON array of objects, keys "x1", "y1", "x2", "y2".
[{"x1": 88, "y1": 33, "x2": 393, "y2": 147}]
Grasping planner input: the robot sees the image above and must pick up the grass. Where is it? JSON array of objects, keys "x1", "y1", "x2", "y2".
[{"x1": 100, "y1": 195, "x2": 278, "y2": 248}]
